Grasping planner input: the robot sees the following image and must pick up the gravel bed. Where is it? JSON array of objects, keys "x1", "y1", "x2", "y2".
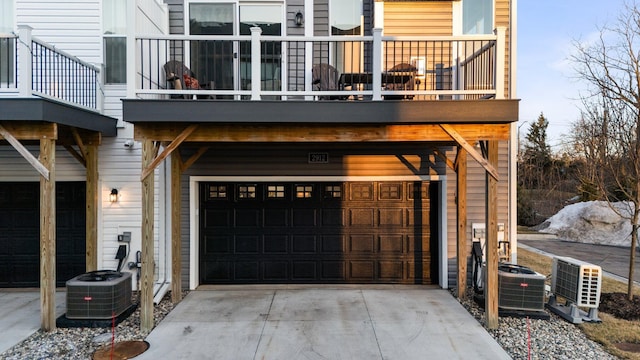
[
  {"x1": 0, "y1": 291, "x2": 184, "y2": 360},
  {"x1": 453, "y1": 289, "x2": 620, "y2": 360},
  {"x1": 0, "y1": 289, "x2": 621, "y2": 360}
]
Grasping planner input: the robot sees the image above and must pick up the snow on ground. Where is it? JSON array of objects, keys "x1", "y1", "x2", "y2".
[{"x1": 535, "y1": 200, "x2": 636, "y2": 247}]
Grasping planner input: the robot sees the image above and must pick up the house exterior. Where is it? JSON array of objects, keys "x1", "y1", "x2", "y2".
[{"x1": 0, "y1": 0, "x2": 518, "y2": 331}]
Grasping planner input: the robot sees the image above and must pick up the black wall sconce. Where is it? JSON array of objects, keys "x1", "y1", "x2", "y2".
[
  {"x1": 295, "y1": 11, "x2": 304, "y2": 26},
  {"x1": 110, "y1": 188, "x2": 119, "y2": 203}
]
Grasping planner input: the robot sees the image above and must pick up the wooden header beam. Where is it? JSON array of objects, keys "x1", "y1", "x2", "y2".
[{"x1": 134, "y1": 123, "x2": 511, "y2": 143}]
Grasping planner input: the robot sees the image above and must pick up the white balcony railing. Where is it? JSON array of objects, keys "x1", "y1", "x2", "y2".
[
  {"x1": 0, "y1": 25, "x2": 103, "y2": 112},
  {"x1": 135, "y1": 28, "x2": 506, "y2": 101}
]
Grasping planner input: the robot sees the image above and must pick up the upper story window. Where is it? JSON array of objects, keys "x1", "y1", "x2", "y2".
[
  {"x1": 330, "y1": 0, "x2": 363, "y2": 36},
  {"x1": 463, "y1": 0, "x2": 493, "y2": 34},
  {"x1": 0, "y1": 0, "x2": 13, "y2": 34},
  {"x1": 103, "y1": 0, "x2": 127, "y2": 84},
  {"x1": 0, "y1": 0, "x2": 14, "y2": 85}
]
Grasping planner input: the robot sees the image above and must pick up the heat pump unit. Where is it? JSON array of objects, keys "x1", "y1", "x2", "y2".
[
  {"x1": 66, "y1": 270, "x2": 132, "y2": 320},
  {"x1": 498, "y1": 264, "x2": 546, "y2": 312},
  {"x1": 551, "y1": 256, "x2": 601, "y2": 308},
  {"x1": 548, "y1": 256, "x2": 602, "y2": 323}
]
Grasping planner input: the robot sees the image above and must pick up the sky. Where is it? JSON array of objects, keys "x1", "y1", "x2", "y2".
[{"x1": 517, "y1": 0, "x2": 628, "y2": 150}]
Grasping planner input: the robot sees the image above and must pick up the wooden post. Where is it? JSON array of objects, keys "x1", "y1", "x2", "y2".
[
  {"x1": 456, "y1": 148, "x2": 468, "y2": 299},
  {"x1": 40, "y1": 138, "x2": 56, "y2": 331},
  {"x1": 85, "y1": 144, "x2": 98, "y2": 271},
  {"x1": 171, "y1": 151, "x2": 182, "y2": 303},
  {"x1": 141, "y1": 140, "x2": 155, "y2": 332},
  {"x1": 485, "y1": 140, "x2": 499, "y2": 329}
]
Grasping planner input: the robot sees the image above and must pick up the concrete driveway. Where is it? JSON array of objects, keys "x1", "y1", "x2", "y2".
[
  {"x1": 138, "y1": 286, "x2": 510, "y2": 360},
  {"x1": 0, "y1": 290, "x2": 66, "y2": 354}
]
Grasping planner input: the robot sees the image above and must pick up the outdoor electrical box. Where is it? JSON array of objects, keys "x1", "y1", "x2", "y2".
[
  {"x1": 117, "y1": 232, "x2": 131, "y2": 242},
  {"x1": 471, "y1": 222, "x2": 506, "y2": 262}
]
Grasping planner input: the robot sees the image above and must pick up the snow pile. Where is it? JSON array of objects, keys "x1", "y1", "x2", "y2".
[{"x1": 536, "y1": 200, "x2": 635, "y2": 247}]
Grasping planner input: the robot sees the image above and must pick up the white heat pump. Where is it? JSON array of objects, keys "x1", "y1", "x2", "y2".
[
  {"x1": 551, "y1": 256, "x2": 602, "y2": 308},
  {"x1": 547, "y1": 256, "x2": 602, "y2": 323}
]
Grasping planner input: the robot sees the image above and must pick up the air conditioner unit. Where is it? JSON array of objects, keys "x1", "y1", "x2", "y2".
[
  {"x1": 498, "y1": 263, "x2": 546, "y2": 312},
  {"x1": 66, "y1": 270, "x2": 132, "y2": 320},
  {"x1": 548, "y1": 256, "x2": 602, "y2": 323}
]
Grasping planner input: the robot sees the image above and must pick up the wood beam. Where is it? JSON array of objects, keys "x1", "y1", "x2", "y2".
[
  {"x1": 181, "y1": 146, "x2": 209, "y2": 172},
  {"x1": 134, "y1": 123, "x2": 511, "y2": 143},
  {"x1": 171, "y1": 151, "x2": 182, "y2": 304},
  {"x1": 140, "y1": 140, "x2": 155, "y2": 332},
  {"x1": 141, "y1": 125, "x2": 198, "y2": 181},
  {"x1": 71, "y1": 128, "x2": 88, "y2": 162},
  {"x1": 439, "y1": 124, "x2": 499, "y2": 181},
  {"x1": 0, "y1": 122, "x2": 57, "y2": 140},
  {"x1": 432, "y1": 148, "x2": 455, "y2": 171},
  {"x1": 63, "y1": 145, "x2": 86, "y2": 167},
  {"x1": 485, "y1": 140, "x2": 499, "y2": 329},
  {"x1": 40, "y1": 138, "x2": 56, "y2": 331},
  {"x1": 0, "y1": 124, "x2": 51, "y2": 180},
  {"x1": 85, "y1": 144, "x2": 98, "y2": 271},
  {"x1": 456, "y1": 147, "x2": 468, "y2": 300}
]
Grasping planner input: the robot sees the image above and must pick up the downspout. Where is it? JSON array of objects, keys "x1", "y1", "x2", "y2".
[{"x1": 509, "y1": 0, "x2": 518, "y2": 263}]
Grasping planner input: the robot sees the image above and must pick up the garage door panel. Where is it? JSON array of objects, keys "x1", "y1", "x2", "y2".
[
  {"x1": 203, "y1": 261, "x2": 232, "y2": 281},
  {"x1": 379, "y1": 234, "x2": 405, "y2": 253},
  {"x1": 407, "y1": 261, "x2": 431, "y2": 284},
  {"x1": 204, "y1": 235, "x2": 232, "y2": 254},
  {"x1": 407, "y1": 235, "x2": 431, "y2": 252},
  {"x1": 379, "y1": 261, "x2": 404, "y2": 280},
  {"x1": 379, "y1": 208, "x2": 403, "y2": 226},
  {"x1": 321, "y1": 261, "x2": 346, "y2": 280},
  {"x1": 235, "y1": 262, "x2": 259, "y2": 280},
  {"x1": 406, "y1": 209, "x2": 430, "y2": 226},
  {"x1": 204, "y1": 209, "x2": 231, "y2": 227},
  {"x1": 263, "y1": 261, "x2": 288, "y2": 280},
  {"x1": 321, "y1": 235, "x2": 345, "y2": 253},
  {"x1": 293, "y1": 261, "x2": 317, "y2": 279},
  {"x1": 264, "y1": 209, "x2": 288, "y2": 227},
  {"x1": 292, "y1": 209, "x2": 316, "y2": 227},
  {"x1": 349, "y1": 234, "x2": 375, "y2": 253},
  {"x1": 264, "y1": 235, "x2": 288, "y2": 253},
  {"x1": 349, "y1": 208, "x2": 374, "y2": 226},
  {"x1": 320, "y1": 208, "x2": 344, "y2": 226},
  {"x1": 292, "y1": 235, "x2": 316, "y2": 253},
  {"x1": 235, "y1": 235, "x2": 260, "y2": 253},
  {"x1": 235, "y1": 209, "x2": 261, "y2": 227},
  {"x1": 349, "y1": 261, "x2": 375, "y2": 280}
]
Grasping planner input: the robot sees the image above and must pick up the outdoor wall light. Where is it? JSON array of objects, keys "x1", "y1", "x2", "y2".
[
  {"x1": 110, "y1": 188, "x2": 119, "y2": 203},
  {"x1": 295, "y1": 11, "x2": 304, "y2": 26}
]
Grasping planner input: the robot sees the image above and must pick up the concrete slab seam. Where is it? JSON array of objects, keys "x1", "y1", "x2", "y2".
[
  {"x1": 253, "y1": 290, "x2": 277, "y2": 360},
  {"x1": 360, "y1": 289, "x2": 384, "y2": 358}
]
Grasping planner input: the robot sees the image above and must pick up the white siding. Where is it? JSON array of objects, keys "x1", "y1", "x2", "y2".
[{"x1": 15, "y1": 0, "x2": 102, "y2": 63}]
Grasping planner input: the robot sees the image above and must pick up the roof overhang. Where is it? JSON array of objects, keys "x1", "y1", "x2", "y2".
[{"x1": 0, "y1": 98, "x2": 118, "y2": 136}]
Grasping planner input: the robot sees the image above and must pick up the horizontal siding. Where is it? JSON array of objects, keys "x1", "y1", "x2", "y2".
[
  {"x1": 496, "y1": 0, "x2": 512, "y2": 98},
  {"x1": 383, "y1": 1, "x2": 453, "y2": 36},
  {"x1": 136, "y1": 1, "x2": 169, "y2": 34},
  {"x1": 0, "y1": 145, "x2": 85, "y2": 181},
  {"x1": 16, "y1": 0, "x2": 101, "y2": 64}
]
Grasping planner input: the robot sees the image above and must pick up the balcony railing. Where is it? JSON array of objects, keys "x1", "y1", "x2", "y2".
[
  {"x1": 135, "y1": 28, "x2": 505, "y2": 101},
  {"x1": 0, "y1": 26, "x2": 102, "y2": 111}
]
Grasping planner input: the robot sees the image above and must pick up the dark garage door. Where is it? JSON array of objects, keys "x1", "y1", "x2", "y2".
[
  {"x1": 0, "y1": 182, "x2": 86, "y2": 288},
  {"x1": 199, "y1": 181, "x2": 437, "y2": 284}
]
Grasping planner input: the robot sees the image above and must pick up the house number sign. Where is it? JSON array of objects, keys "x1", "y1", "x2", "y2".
[{"x1": 308, "y1": 152, "x2": 329, "y2": 163}]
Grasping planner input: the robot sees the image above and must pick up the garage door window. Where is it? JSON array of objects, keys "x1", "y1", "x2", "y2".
[
  {"x1": 379, "y1": 183, "x2": 402, "y2": 200},
  {"x1": 267, "y1": 185, "x2": 285, "y2": 199},
  {"x1": 324, "y1": 185, "x2": 342, "y2": 199},
  {"x1": 208, "y1": 185, "x2": 227, "y2": 199},
  {"x1": 238, "y1": 185, "x2": 257, "y2": 199},
  {"x1": 295, "y1": 185, "x2": 313, "y2": 198},
  {"x1": 350, "y1": 183, "x2": 373, "y2": 200}
]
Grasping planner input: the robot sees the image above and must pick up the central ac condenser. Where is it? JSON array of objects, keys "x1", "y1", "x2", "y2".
[{"x1": 497, "y1": 263, "x2": 546, "y2": 312}]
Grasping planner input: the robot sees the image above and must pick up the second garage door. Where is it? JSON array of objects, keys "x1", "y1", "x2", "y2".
[{"x1": 199, "y1": 181, "x2": 437, "y2": 284}]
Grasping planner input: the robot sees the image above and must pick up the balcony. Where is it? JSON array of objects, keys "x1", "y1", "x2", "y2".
[
  {"x1": 134, "y1": 28, "x2": 506, "y2": 102},
  {"x1": 0, "y1": 26, "x2": 102, "y2": 112}
]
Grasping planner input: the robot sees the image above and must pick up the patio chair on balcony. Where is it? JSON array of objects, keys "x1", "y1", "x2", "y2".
[
  {"x1": 312, "y1": 63, "x2": 346, "y2": 100},
  {"x1": 163, "y1": 60, "x2": 202, "y2": 99},
  {"x1": 384, "y1": 63, "x2": 417, "y2": 100}
]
